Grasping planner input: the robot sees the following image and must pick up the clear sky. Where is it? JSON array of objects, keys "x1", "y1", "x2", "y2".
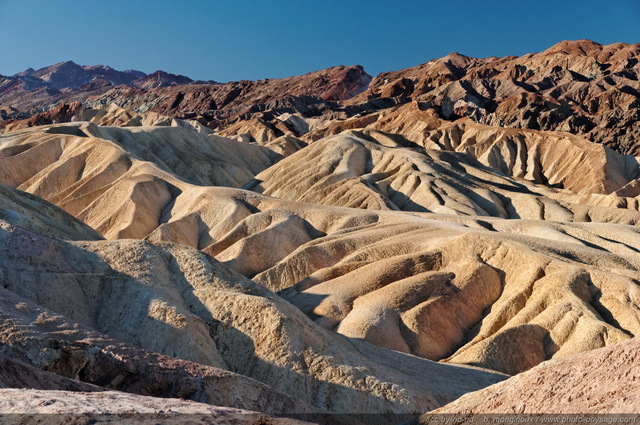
[{"x1": 1, "y1": 0, "x2": 639, "y2": 82}]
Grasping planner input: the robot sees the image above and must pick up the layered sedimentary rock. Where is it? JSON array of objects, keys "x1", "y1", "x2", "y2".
[
  {"x1": 351, "y1": 40, "x2": 640, "y2": 154},
  {"x1": 1, "y1": 121, "x2": 639, "y2": 378},
  {"x1": 0, "y1": 190, "x2": 505, "y2": 419},
  {"x1": 4, "y1": 41, "x2": 640, "y2": 155},
  {"x1": 0, "y1": 62, "x2": 371, "y2": 128},
  {"x1": 248, "y1": 123, "x2": 640, "y2": 224}
]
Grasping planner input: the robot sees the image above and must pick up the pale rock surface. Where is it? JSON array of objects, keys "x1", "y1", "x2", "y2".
[
  {"x1": 249, "y1": 127, "x2": 640, "y2": 223},
  {"x1": 0, "y1": 123, "x2": 280, "y2": 238},
  {"x1": 1, "y1": 122, "x2": 640, "y2": 378},
  {"x1": 90, "y1": 103, "x2": 214, "y2": 134},
  {"x1": 0, "y1": 389, "x2": 312, "y2": 424},
  {"x1": 217, "y1": 117, "x2": 286, "y2": 144},
  {"x1": 270, "y1": 214, "x2": 640, "y2": 374},
  {"x1": 0, "y1": 285, "x2": 315, "y2": 415},
  {"x1": 0, "y1": 216, "x2": 505, "y2": 415},
  {"x1": 216, "y1": 117, "x2": 307, "y2": 156},
  {"x1": 0, "y1": 183, "x2": 101, "y2": 240}
]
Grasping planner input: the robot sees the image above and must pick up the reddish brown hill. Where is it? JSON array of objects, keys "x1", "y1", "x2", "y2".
[
  {"x1": 354, "y1": 40, "x2": 640, "y2": 101},
  {"x1": 0, "y1": 64, "x2": 371, "y2": 124},
  {"x1": 86, "y1": 64, "x2": 371, "y2": 117},
  {"x1": 350, "y1": 40, "x2": 640, "y2": 154},
  {"x1": 0, "y1": 102, "x2": 86, "y2": 131}
]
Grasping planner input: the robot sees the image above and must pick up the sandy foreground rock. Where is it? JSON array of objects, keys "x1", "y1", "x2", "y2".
[
  {"x1": 0, "y1": 389, "x2": 312, "y2": 425},
  {"x1": 428, "y1": 337, "x2": 640, "y2": 415},
  {"x1": 0, "y1": 283, "x2": 316, "y2": 415},
  {"x1": 0, "y1": 349, "x2": 310, "y2": 423},
  {"x1": 0, "y1": 355, "x2": 102, "y2": 392}
]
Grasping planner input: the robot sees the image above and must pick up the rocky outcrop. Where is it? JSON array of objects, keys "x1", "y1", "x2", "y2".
[
  {"x1": 0, "y1": 283, "x2": 316, "y2": 415},
  {"x1": 0, "y1": 389, "x2": 312, "y2": 424},
  {"x1": 0, "y1": 356, "x2": 102, "y2": 392},
  {"x1": 0, "y1": 102, "x2": 89, "y2": 132},
  {"x1": 351, "y1": 40, "x2": 640, "y2": 154}
]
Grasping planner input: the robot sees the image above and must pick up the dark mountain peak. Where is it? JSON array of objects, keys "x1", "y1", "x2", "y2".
[
  {"x1": 32, "y1": 61, "x2": 83, "y2": 76},
  {"x1": 9, "y1": 62, "x2": 153, "y2": 91},
  {"x1": 123, "y1": 69, "x2": 147, "y2": 79},
  {"x1": 26, "y1": 61, "x2": 88, "y2": 90},
  {"x1": 149, "y1": 70, "x2": 188, "y2": 78},
  {"x1": 47, "y1": 60, "x2": 83, "y2": 71},
  {"x1": 133, "y1": 70, "x2": 194, "y2": 89},
  {"x1": 14, "y1": 68, "x2": 36, "y2": 77}
]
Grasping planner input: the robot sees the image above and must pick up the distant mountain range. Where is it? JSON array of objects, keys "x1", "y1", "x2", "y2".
[
  {"x1": 0, "y1": 61, "x2": 204, "y2": 119},
  {"x1": 6, "y1": 60, "x2": 198, "y2": 90},
  {"x1": 0, "y1": 60, "x2": 373, "y2": 124},
  {"x1": 2, "y1": 39, "x2": 640, "y2": 154}
]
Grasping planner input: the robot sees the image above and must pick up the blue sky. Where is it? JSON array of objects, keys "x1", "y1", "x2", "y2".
[{"x1": 1, "y1": 0, "x2": 639, "y2": 82}]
